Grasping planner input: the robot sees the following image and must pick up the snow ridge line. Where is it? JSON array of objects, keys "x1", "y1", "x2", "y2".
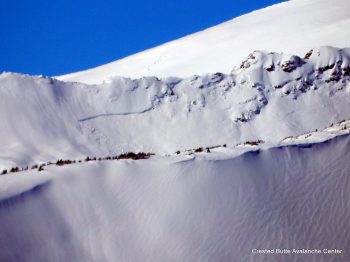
[
  {"x1": 0, "y1": 181, "x2": 51, "y2": 206},
  {"x1": 2, "y1": 119, "x2": 350, "y2": 176}
]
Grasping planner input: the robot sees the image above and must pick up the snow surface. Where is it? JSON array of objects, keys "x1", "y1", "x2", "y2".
[
  {"x1": 57, "y1": 0, "x2": 350, "y2": 84},
  {"x1": 1, "y1": 134, "x2": 350, "y2": 262},
  {"x1": 2, "y1": 0, "x2": 350, "y2": 260},
  {"x1": 1, "y1": 46, "x2": 350, "y2": 169}
]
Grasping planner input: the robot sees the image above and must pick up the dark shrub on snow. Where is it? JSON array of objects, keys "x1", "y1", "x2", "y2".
[
  {"x1": 118, "y1": 152, "x2": 153, "y2": 160},
  {"x1": 194, "y1": 147, "x2": 203, "y2": 153}
]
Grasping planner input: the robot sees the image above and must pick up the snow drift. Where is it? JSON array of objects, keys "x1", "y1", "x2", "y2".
[{"x1": 1, "y1": 134, "x2": 350, "y2": 262}]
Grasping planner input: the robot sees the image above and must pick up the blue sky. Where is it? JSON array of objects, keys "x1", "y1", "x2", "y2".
[{"x1": 1, "y1": 0, "x2": 284, "y2": 76}]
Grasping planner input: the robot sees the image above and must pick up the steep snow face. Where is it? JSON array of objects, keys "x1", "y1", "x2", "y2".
[
  {"x1": 1, "y1": 47, "x2": 350, "y2": 169},
  {"x1": 57, "y1": 0, "x2": 350, "y2": 84},
  {"x1": 1, "y1": 135, "x2": 350, "y2": 262}
]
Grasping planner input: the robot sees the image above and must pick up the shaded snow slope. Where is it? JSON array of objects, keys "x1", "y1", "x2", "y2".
[
  {"x1": 1, "y1": 134, "x2": 350, "y2": 262},
  {"x1": 57, "y1": 0, "x2": 350, "y2": 84},
  {"x1": 1, "y1": 46, "x2": 350, "y2": 169}
]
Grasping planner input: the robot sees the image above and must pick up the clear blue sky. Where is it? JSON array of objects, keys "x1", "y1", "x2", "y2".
[{"x1": 1, "y1": 0, "x2": 284, "y2": 76}]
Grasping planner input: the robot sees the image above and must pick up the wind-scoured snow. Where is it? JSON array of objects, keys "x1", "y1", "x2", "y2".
[
  {"x1": 57, "y1": 0, "x2": 350, "y2": 84},
  {"x1": 1, "y1": 47, "x2": 350, "y2": 169}
]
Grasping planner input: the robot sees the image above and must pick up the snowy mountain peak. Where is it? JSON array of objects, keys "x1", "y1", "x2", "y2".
[{"x1": 57, "y1": 0, "x2": 350, "y2": 84}]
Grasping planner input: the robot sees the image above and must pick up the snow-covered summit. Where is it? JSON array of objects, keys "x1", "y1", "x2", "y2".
[{"x1": 57, "y1": 0, "x2": 350, "y2": 84}]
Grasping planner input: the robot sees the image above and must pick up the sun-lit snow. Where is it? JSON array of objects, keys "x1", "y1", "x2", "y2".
[
  {"x1": 1, "y1": 46, "x2": 350, "y2": 169},
  {"x1": 1, "y1": 0, "x2": 350, "y2": 261},
  {"x1": 57, "y1": 0, "x2": 350, "y2": 84}
]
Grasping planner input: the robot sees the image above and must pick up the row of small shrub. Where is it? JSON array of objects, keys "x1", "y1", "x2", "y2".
[
  {"x1": 176, "y1": 144, "x2": 227, "y2": 155},
  {"x1": 1, "y1": 152, "x2": 155, "y2": 176},
  {"x1": 1, "y1": 163, "x2": 45, "y2": 175},
  {"x1": 242, "y1": 140, "x2": 264, "y2": 146}
]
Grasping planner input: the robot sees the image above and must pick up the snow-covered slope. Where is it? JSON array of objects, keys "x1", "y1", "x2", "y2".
[
  {"x1": 2, "y1": 0, "x2": 350, "y2": 260},
  {"x1": 57, "y1": 0, "x2": 350, "y2": 84},
  {"x1": 1, "y1": 134, "x2": 350, "y2": 262},
  {"x1": 1, "y1": 46, "x2": 350, "y2": 169}
]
